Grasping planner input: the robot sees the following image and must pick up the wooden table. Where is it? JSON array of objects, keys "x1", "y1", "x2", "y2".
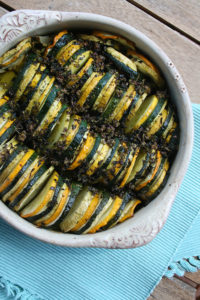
[{"x1": 0, "y1": 0, "x2": 200, "y2": 299}]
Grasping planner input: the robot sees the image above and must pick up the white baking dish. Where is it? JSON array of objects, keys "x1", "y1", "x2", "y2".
[{"x1": 0, "y1": 10, "x2": 193, "y2": 248}]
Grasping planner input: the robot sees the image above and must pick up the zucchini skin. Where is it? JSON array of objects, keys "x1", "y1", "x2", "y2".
[
  {"x1": 74, "y1": 190, "x2": 110, "y2": 234},
  {"x1": 0, "y1": 152, "x2": 38, "y2": 198},
  {"x1": 64, "y1": 120, "x2": 88, "y2": 161},
  {"x1": 10, "y1": 53, "x2": 37, "y2": 96},
  {"x1": 47, "y1": 33, "x2": 74, "y2": 58},
  {"x1": 9, "y1": 164, "x2": 48, "y2": 209},
  {"x1": 54, "y1": 183, "x2": 82, "y2": 227},
  {"x1": 85, "y1": 72, "x2": 113, "y2": 108},
  {"x1": 26, "y1": 175, "x2": 63, "y2": 223},
  {"x1": 98, "y1": 192, "x2": 131, "y2": 231}
]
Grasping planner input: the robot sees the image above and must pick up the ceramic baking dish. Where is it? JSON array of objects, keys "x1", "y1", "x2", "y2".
[{"x1": 0, "y1": 10, "x2": 193, "y2": 248}]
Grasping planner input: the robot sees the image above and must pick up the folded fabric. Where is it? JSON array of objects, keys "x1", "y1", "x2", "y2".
[{"x1": 0, "y1": 104, "x2": 199, "y2": 300}]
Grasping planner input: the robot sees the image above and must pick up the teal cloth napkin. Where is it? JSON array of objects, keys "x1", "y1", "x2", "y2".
[{"x1": 0, "y1": 104, "x2": 199, "y2": 300}]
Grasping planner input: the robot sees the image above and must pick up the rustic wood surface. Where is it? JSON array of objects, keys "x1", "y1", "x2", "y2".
[
  {"x1": 0, "y1": 6, "x2": 7, "y2": 17},
  {"x1": 0, "y1": 1, "x2": 200, "y2": 299},
  {"x1": 4, "y1": 0, "x2": 200, "y2": 104},
  {"x1": 128, "y1": 0, "x2": 200, "y2": 43}
]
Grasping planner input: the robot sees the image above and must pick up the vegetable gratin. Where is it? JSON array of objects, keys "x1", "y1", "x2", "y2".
[{"x1": 0, "y1": 30, "x2": 179, "y2": 234}]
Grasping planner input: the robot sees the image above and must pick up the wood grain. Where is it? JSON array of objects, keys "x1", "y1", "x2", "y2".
[
  {"x1": 3, "y1": 0, "x2": 200, "y2": 104},
  {"x1": 149, "y1": 277, "x2": 196, "y2": 300},
  {"x1": 0, "y1": 6, "x2": 7, "y2": 17},
  {"x1": 129, "y1": 0, "x2": 200, "y2": 43},
  {"x1": 185, "y1": 271, "x2": 200, "y2": 285}
]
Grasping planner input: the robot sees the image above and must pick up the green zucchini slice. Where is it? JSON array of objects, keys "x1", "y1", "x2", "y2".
[
  {"x1": 0, "y1": 150, "x2": 37, "y2": 198},
  {"x1": 59, "y1": 186, "x2": 95, "y2": 232},
  {"x1": 0, "y1": 38, "x2": 32, "y2": 72},
  {"x1": 46, "y1": 31, "x2": 74, "y2": 57},
  {"x1": 64, "y1": 120, "x2": 89, "y2": 161},
  {"x1": 3, "y1": 156, "x2": 43, "y2": 204},
  {"x1": 81, "y1": 191, "x2": 113, "y2": 234},
  {"x1": 0, "y1": 71, "x2": 16, "y2": 98},
  {"x1": 99, "y1": 192, "x2": 131, "y2": 231},
  {"x1": 35, "y1": 182, "x2": 71, "y2": 227},
  {"x1": 126, "y1": 150, "x2": 150, "y2": 185},
  {"x1": 12, "y1": 166, "x2": 54, "y2": 212},
  {"x1": 105, "y1": 47, "x2": 138, "y2": 79},
  {"x1": 20, "y1": 171, "x2": 60, "y2": 219},
  {"x1": 54, "y1": 182, "x2": 82, "y2": 226},
  {"x1": 125, "y1": 94, "x2": 159, "y2": 133}
]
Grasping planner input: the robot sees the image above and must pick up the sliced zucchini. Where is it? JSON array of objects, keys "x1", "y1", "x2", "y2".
[
  {"x1": 166, "y1": 123, "x2": 179, "y2": 152},
  {"x1": 56, "y1": 40, "x2": 82, "y2": 66},
  {"x1": 83, "y1": 135, "x2": 101, "y2": 167},
  {"x1": 127, "y1": 49, "x2": 165, "y2": 88},
  {"x1": 119, "y1": 146, "x2": 140, "y2": 188},
  {"x1": 102, "y1": 142, "x2": 128, "y2": 182},
  {"x1": 67, "y1": 133, "x2": 95, "y2": 170},
  {"x1": 54, "y1": 182, "x2": 82, "y2": 226},
  {"x1": 0, "y1": 149, "x2": 37, "y2": 197},
  {"x1": 102, "y1": 88, "x2": 126, "y2": 120},
  {"x1": 93, "y1": 31, "x2": 135, "y2": 50},
  {"x1": 95, "y1": 138, "x2": 120, "y2": 178},
  {"x1": 0, "y1": 146, "x2": 26, "y2": 184},
  {"x1": 108, "y1": 84, "x2": 136, "y2": 122},
  {"x1": 67, "y1": 57, "x2": 94, "y2": 87},
  {"x1": 48, "y1": 107, "x2": 71, "y2": 149},
  {"x1": 0, "y1": 98, "x2": 11, "y2": 118},
  {"x1": 141, "y1": 159, "x2": 169, "y2": 200},
  {"x1": 115, "y1": 199, "x2": 141, "y2": 225},
  {"x1": 0, "y1": 137, "x2": 19, "y2": 169},
  {"x1": 77, "y1": 72, "x2": 104, "y2": 107},
  {"x1": 137, "y1": 157, "x2": 166, "y2": 196},
  {"x1": 0, "y1": 71, "x2": 16, "y2": 98},
  {"x1": 86, "y1": 142, "x2": 111, "y2": 176},
  {"x1": 33, "y1": 99, "x2": 63, "y2": 137},
  {"x1": 79, "y1": 34, "x2": 102, "y2": 43},
  {"x1": 30, "y1": 175, "x2": 63, "y2": 223},
  {"x1": 45, "y1": 30, "x2": 74, "y2": 57},
  {"x1": 92, "y1": 73, "x2": 117, "y2": 111},
  {"x1": 156, "y1": 106, "x2": 173, "y2": 137},
  {"x1": 125, "y1": 94, "x2": 159, "y2": 133},
  {"x1": 64, "y1": 120, "x2": 89, "y2": 161},
  {"x1": 14, "y1": 61, "x2": 40, "y2": 102},
  {"x1": 105, "y1": 47, "x2": 138, "y2": 78},
  {"x1": 0, "y1": 119, "x2": 16, "y2": 147},
  {"x1": 81, "y1": 191, "x2": 113, "y2": 234},
  {"x1": 3, "y1": 156, "x2": 44, "y2": 204},
  {"x1": 59, "y1": 186, "x2": 95, "y2": 232},
  {"x1": 65, "y1": 48, "x2": 91, "y2": 75},
  {"x1": 25, "y1": 74, "x2": 55, "y2": 114},
  {"x1": 147, "y1": 107, "x2": 168, "y2": 137},
  {"x1": 124, "y1": 92, "x2": 148, "y2": 130},
  {"x1": 111, "y1": 145, "x2": 134, "y2": 185},
  {"x1": 36, "y1": 85, "x2": 59, "y2": 123},
  {"x1": 0, "y1": 38, "x2": 31, "y2": 72},
  {"x1": 12, "y1": 166, "x2": 54, "y2": 212},
  {"x1": 142, "y1": 98, "x2": 167, "y2": 130},
  {"x1": 56, "y1": 114, "x2": 82, "y2": 151},
  {"x1": 70, "y1": 192, "x2": 101, "y2": 232},
  {"x1": 99, "y1": 193, "x2": 132, "y2": 230},
  {"x1": 126, "y1": 150, "x2": 150, "y2": 185},
  {"x1": 20, "y1": 171, "x2": 59, "y2": 220},
  {"x1": 162, "y1": 114, "x2": 175, "y2": 139},
  {"x1": 35, "y1": 183, "x2": 71, "y2": 227},
  {"x1": 87, "y1": 195, "x2": 123, "y2": 233},
  {"x1": 135, "y1": 150, "x2": 162, "y2": 191}
]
